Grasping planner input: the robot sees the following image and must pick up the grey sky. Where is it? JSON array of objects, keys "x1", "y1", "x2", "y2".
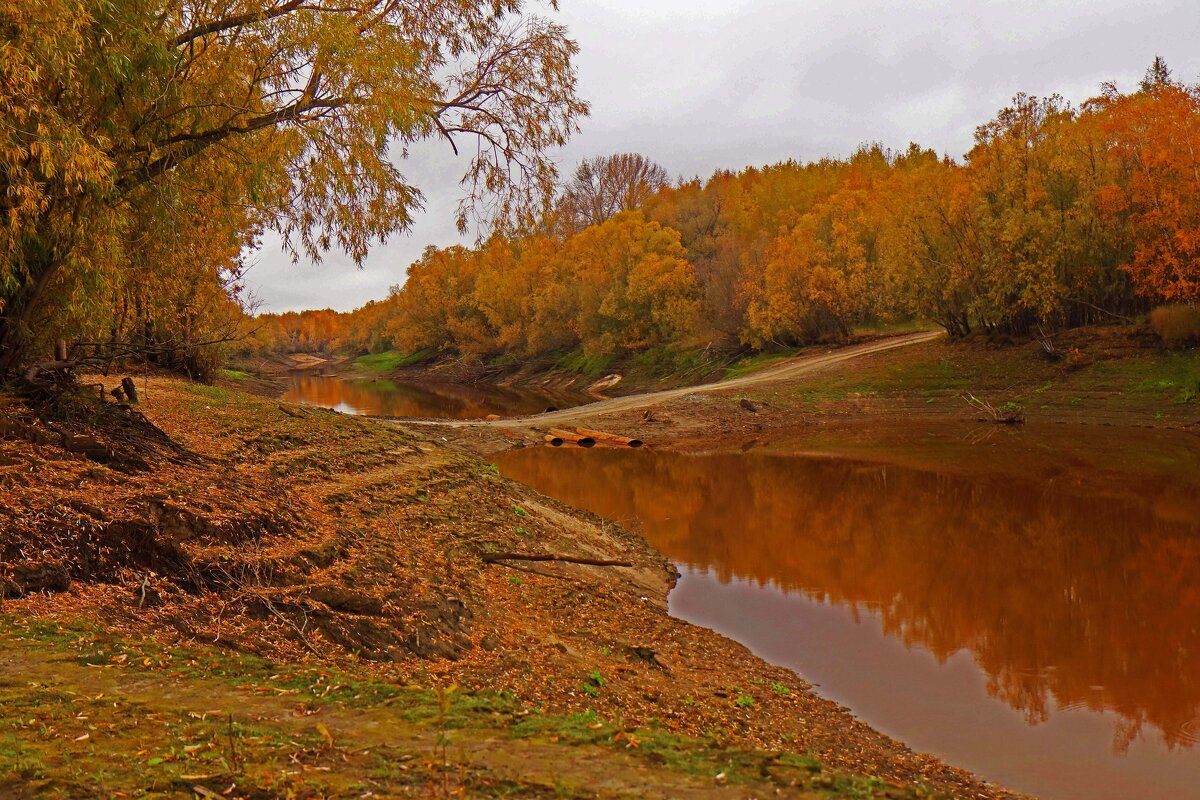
[{"x1": 243, "y1": 0, "x2": 1200, "y2": 313}]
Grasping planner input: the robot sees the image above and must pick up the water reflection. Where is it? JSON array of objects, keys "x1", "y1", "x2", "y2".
[
  {"x1": 496, "y1": 429, "x2": 1200, "y2": 799},
  {"x1": 282, "y1": 374, "x2": 590, "y2": 419}
]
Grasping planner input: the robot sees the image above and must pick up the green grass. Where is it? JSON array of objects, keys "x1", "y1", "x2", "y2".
[
  {"x1": 556, "y1": 348, "x2": 613, "y2": 378},
  {"x1": 850, "y1": 318, "x2": 934, "y2": 337},
  {"x1": 1089, "y1": 352, "x2": 1200, "y2": 404},
  {"x1": 219, "y1": 368, "x2": 255, "y2": 382},
  {"x1": 722, "y1": 351, "x2": 794, "y2": 381},
  {"x1": 184, "y1": 383, "x2": 234, "y2": 403},
  {"x1": 353, "y1": 349, "x2": 435, "y2": 372}
]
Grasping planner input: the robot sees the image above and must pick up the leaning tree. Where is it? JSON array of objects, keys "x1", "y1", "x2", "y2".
[{"x1": 0, "y1": 0, "x2": 589, "y2": 374}]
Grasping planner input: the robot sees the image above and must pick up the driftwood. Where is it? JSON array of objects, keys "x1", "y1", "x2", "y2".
[
  {"x1": 546, "y1": 428, "x2": 596, "y2": 447},
  {"x1": 482, "y1": 552, "x2": 633, "y2": 567},
  {"x1": 961, "y1": 392, "x2": 1025, "y2": 424},
  {"x1": 575, "y1": 427, "x2": 643, "y2": 448},
  {"x1": 23, "y1": 360, "x2": 74, "y2": 383}
]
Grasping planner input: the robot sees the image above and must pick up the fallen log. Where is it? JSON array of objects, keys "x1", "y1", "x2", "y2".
[
  {"x1": 546, "y1": 428, "x2": 596, "y2": 447},
  {"x1": 482, "y1": 552, "x2": 633, "y2": 567},
  {"x1": 574, "y1": 427, "x2": 643, "y2": 448},
  {"x1": 23, "y1": 359, "x2": 75, "y2": 383}
]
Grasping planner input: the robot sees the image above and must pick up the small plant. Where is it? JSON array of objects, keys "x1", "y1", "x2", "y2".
[
  {"x1": 961, "y1": 392, "x2": 1024, "y2": 424},
  {"x1": 734, "y1": 694, "x2": 755, "y2": 709},
  {"x1": 770, "y1": 682, "x2": 790, "y2": 696},
  {"x1": 432, "y1": 682, "x2": 458, "y2": 795},
  {"x1": 580, "y1": 668, "x2": 605, "y2": 697},
  {"x1": 515, "y1": 525, "x2": 529, "y2": 537},
  {"x1": 512, "y1": 506, "x2": 527, "y2": 517},
  {"x1": 508, "y1": 576, "x2": 522, "y2": 586}
]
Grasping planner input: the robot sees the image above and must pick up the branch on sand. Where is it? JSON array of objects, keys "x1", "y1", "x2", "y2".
[{"x1": 482, "y1": 552, "x2": 633, "y2": 568}]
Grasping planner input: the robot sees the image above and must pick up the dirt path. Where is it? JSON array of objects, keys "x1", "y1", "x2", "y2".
[{"x1": 404, "y1": 331, "x2": 942, "y2": 429}]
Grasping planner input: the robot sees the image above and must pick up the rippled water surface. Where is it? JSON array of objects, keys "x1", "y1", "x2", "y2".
[
  {"x1": 496, "y1": 424, "x2": 1200, "y2": 800},
  {"x1": 282, "y1": 373, "x2": 591, "y2": 419}
]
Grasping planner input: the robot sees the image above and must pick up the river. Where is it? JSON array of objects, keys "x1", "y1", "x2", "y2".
[
  {"x1": 281, "y1": 373, "x2": 591, "y2": 419},
  {"x1": 495, "y1": 422, "x2": 1200, "y2": 800}
]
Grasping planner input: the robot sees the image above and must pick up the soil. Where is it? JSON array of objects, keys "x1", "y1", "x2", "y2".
[{"x1": 0, "y1": 369, "x2": 1021, "y2": 799}]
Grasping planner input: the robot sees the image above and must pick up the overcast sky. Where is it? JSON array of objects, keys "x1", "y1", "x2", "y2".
[{"x1": 243, "y1": 0, "x2": 1200, "y2": 314}]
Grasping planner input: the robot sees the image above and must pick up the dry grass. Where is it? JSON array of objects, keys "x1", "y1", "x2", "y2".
[{"x1": 1151, "y1": 304, "x2": 1200, "y2": 349}]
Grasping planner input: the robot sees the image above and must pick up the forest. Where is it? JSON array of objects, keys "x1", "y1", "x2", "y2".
[
  {"x1": 2, "y1": 0, "x2": 1198, "y2": 382},
  {"x1": 247, "y1": 59, "x2": 1200, "y2": 370}
]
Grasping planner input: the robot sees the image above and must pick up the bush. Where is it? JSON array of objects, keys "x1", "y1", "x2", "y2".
[{"x1": 1151, "y1": 305, "x2": 1200, "y2": 348}]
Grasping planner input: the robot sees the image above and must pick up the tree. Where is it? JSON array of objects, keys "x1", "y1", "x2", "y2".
[
  {"x1": 742, "y1": 169, "x2": 882, "y2": 346},
  {"x1": 555, "y1": 211, "x2": 699, "y2": 355},
  {"x1": 555, "y1": 153, "x2": 670, "y2": 233},
  {"x1": 1098, "y1": 78, "x2": 1200, "y2": 304},
  {"x1": 0, "y1": 0, "x2": 588, "y2": 373}
]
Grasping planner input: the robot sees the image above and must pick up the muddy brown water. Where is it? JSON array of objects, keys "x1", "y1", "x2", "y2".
[
  {"x1": 282, "y1": 373, "x2": 591, "y2": 420},
  {"x1": 495, "y1": 423, "x2": 1200, "y2": 800}
]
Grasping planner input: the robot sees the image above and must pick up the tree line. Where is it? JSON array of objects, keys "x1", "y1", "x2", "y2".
[{"x1": 286, "y1": 58, "x2": 1196, "y2": 366}]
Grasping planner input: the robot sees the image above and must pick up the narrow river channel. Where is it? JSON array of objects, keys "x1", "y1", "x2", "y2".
[
  {"x1": 281, "y1": 373, "x2": 591, "y2": 419},
  {"x1": 495, "y1": 424, "x2": 1200, "y2": 800}
]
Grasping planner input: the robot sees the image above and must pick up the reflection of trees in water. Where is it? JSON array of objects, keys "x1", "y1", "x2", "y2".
[
  {"x1": 499, "y1": 447, "x2": 1200, "y2": 750},
  {"x1": 283, "y1": 375, "x2": 585, "y2": 419}
]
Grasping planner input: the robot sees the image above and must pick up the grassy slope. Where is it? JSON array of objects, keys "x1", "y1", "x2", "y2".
[{"x1": 741, "y1": 327, "x2": 1200, "y2": 427}]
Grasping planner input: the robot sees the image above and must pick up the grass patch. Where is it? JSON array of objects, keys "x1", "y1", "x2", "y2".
[
  {"x1": 723, "y1": 351, "x2": 794, "y2": 381},
  {"x1": 1089, "y1": 352, "x2": 1200, "y2": 403},
  {"x1": 219, "y1": 368, "x2": 255, "y2": 382},
  {"x1": 184, "y1": 383, "x2": 234, "y2": 403},
  {"x1": 556, "y1": 349, "x2": 613, "y2": 378},
  {"x1": 850, "y1": 318, "x2": 934, "y2": 337},
  {"x1": 353, "y1": 349, "x2": 435, "y2": 372}
]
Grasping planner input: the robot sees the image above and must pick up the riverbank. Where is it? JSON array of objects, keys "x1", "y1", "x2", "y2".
[
  {"x1": 431, "y1": 324, "x2": 1199, "y2": 455},
  {"x1": 251, "y1": 323, "x2": 935, "y2": 403},
  {"x1": 0, "y1": 377, "x2": 1018, "y2": 798}
]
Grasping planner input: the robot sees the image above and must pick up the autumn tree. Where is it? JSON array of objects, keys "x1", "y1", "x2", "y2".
[
  {"x1": 555, "y1": 153, "x2": 670, "y2": 234},
  {"x1": 1097, "y1": 72, "x2": 1200, "y2": 304},
  {"x1": 877, "y1": 148, "x2": 980, "y2": 337},
  {"x1": 0, "y1": 0, "x2": 588, "y2": 374},
  {"x1": 742, "y1": 153, "x2": 889, "y2": 345}
]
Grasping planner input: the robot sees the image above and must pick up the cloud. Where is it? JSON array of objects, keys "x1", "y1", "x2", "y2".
[{"x1": 246, "y1": 0, "x2": 1200, "y2": 312}]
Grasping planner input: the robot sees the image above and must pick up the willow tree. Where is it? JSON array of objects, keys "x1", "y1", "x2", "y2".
[{"x1": 0, "y1": 0, "x2": 588, "y2": 373}]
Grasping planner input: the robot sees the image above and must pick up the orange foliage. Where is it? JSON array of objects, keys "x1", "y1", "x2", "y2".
[
  {"x1": 251, "y1": 61, "x2": 1200, "y2": 364},
  {"x1": 1099, "y1": 83, "x2": 1200, "y2": 303}
]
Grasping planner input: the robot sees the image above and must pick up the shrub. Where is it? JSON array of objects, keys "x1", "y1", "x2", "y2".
[{"x1": 1151, "y1": 305, "x2": 1200, "y2": 349}]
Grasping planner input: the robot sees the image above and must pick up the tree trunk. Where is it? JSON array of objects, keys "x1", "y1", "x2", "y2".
[{"x1": 0, "y1": 242, "x2": 65, "y2": 377}]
